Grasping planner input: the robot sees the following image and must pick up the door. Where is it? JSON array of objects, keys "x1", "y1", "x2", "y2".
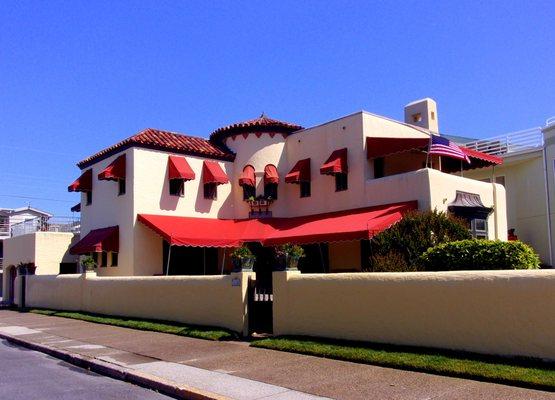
[{"x1": 248, "y1": 243, "x2": 273, "y2": 335}]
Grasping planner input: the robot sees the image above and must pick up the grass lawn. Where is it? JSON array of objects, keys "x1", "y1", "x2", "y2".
[
  {"x1": 28, "y1": 308, "x2": 237, "y2": 341},
  {"x1": 251, "y1": 336, "x2": 555, "y2": 391}
]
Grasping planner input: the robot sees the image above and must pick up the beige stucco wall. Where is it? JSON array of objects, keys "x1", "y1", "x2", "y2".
[
  {"x1": 542, "y1": 123, "x2": 555, "y2": 266},
  {"x1": 463, "y1": 152, "x2": 548, "y2": 261},
  {"x1": 24, "y1": 272, "x2": 253, "y2": 334},
  {"x1": 273, "y1": 270, "x2": 555, "y2": 360}
]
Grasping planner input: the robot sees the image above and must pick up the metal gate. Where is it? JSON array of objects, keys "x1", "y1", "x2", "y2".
[{"x1": 248, "y1": 276, "x2": 273, "y2": 335}]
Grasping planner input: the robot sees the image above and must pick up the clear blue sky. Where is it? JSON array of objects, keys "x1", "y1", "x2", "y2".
[{"x1": 1, "y1": 1, "x2": 554, "y2": 216}]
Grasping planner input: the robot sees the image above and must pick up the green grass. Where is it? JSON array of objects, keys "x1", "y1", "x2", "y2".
[
  {"x1": 251, "y1": 336, "x2": 555, "y2": 391},
  {"x1": 28, "y1": 308, "x2": 237, "y2": 341}
]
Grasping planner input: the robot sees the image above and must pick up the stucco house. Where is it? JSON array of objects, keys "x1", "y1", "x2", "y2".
[{"x1": 65, "y1": 98, "x2": 506, "y2": 279}]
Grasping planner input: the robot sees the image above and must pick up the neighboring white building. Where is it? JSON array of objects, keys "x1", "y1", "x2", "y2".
[
  {"x1": 462, "y1": 118, "x2": 555, "y2": 266},
  {"x1": 65, "y1": 99, "x2": 507, "y2": 277}
]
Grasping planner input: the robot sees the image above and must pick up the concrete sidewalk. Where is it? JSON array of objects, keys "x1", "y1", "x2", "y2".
[{"x1": 0, "y1": 310, "x2": 552, "y2": 400}]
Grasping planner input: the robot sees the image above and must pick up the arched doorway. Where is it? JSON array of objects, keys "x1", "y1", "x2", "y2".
[{"x1": 5, "y1": 266, "x2": 16, "y2": 304}]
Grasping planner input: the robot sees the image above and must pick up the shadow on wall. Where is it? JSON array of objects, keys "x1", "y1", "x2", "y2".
[{"x1": 159, "y1": 163, "x2": 179, "y2": 211}]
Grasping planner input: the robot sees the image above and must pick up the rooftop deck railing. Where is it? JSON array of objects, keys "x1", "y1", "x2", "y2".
[
  {"x1": 463, "y1": 127, "x2": 544, "y2": 156},
  {"x1": 9, "y1": 217, "x2": 80, "y2": 238}
]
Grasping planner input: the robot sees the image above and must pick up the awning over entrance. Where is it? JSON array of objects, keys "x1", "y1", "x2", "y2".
[
  {"x1": 168, "y1": 155, "x2": 195, "y2": 181},
  {"x1": 202, "y1": 161, "x2": 229, "y2": 185},
  {"x1": 68, "y1": 169, "x2": 92, "y2": 192},
  {"x1": 264, "y1": 165, "x2": 279, "y2": 185},
  {"x1": 320, "y1": 148, "x2": 348, "y2": 175},
  {"x1": 285, "y1": 158, "x2": 311, "y2": 184},
  {"x1": 138, "y1": 201, "x2": 417, "y2": 247},
  {"x1": 70, "y1": 226, "x2": 119, "y2": 254},
  {"x1": 448, "y1": 191, "x2": 493, "y2": 219},
  {"x1": 239, "y1": 165, "x2": 255, "y2": 187},
  {"x1": 98, "y1": 154, "x2": 126, "y2": 181}
]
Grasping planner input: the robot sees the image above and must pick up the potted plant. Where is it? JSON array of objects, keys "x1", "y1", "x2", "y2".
[
  {"x1": 231, "y1": 246, "x2": 255, "y2": 272},
  {"x1": 80, "y1": 255, "x2": 96, "y2": 272},
  {"x1": 274, "y1": 243, "x2": 305, "y2": 271}
]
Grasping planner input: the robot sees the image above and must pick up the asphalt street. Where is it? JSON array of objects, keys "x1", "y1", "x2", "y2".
[{"x1": 0, "y1": 339, "x2": 170, "y2": 400}]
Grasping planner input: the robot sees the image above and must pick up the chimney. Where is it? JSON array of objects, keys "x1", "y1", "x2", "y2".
[{"x1": 404, "y1": 98, "x2": 439, "y2": 133}]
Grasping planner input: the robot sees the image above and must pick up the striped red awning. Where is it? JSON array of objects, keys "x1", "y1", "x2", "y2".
[
  {"x1": 239, "y1": 165, "x2": 255, "y2": 187},
  {"x1": 202, "y1": 161, "x2": 229, "y2": 185},
  {"x1": 98, "y1": 154, "x2": 126, "y2": 181},
  {"x1": 285, "y1": 158, "x2": 311, "y2": 183},
  {"x1": 320, "y1": 148, "x2": 348, "y2": 175},
  {"x1": 168, "y1": 155, "x2": 195, "y2": 181},
  {"x1": 264, "y1": 165, "x2": 279, "y2": 185},
  {"x1": 68, "y1": 169, "x2": 92, "y2": 192}
]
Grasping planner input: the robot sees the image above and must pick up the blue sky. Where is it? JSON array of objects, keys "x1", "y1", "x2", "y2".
[{"x1": 1, "y1": 1, "x2": 554, "y2": 215}]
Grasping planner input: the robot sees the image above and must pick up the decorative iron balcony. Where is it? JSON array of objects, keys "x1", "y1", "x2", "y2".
[{"x1": 463, "y1": 127, "x2": 543, "y2": 156}]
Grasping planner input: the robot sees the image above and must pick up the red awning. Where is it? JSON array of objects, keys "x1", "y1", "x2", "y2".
[
  {"x1": 70, "y1": 226, "x2": 119, "y2": 254},
  {"x1": 138, "y1": 201, "x2": 417, "y2": 247},
  {"x1": 264, "y1": 165, "x2": 279, "y2": 185},
  {"x1": 202, "y1": 161, "x2": 229, "y2": 185},
  {"x1": 320, "y1": 148, "x2": 348, "y2": 175},
  {"x1": 285, "y1": 158, "x2": 311, "y2": 184},
  {"x1": 239, "y1": 165, "x2": 255, "y2": 187},
  {"x1": 460, "y1": 146, "x2": 503, "y2": 165},
  {"x1": 366, "y1": 137, "x2": 429, "y2": 159},
  {"x1": 71, "y1": 203, "x2": 81, "y2": 213},
  {"x1": 98, "y1": 154, "x2": 126, "y2": 181},
  {"x1": 168, "y1": 155, "x2": 195, "y2": 181},
  {"x1": 68, "y1": 169, "x2": 92, "y2": 192}
]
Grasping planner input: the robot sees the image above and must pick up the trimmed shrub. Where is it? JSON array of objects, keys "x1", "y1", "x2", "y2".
[
  {"x1": 420, "y1": 239, "x2": 540, "y2": 271},
  {"x1": 367, "y1": 210, "x2": 471, "y2": 272}
]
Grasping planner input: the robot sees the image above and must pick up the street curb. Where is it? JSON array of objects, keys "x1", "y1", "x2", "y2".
[{"x1": 0, "y1": 332, "x2": 230, "y2": 400}]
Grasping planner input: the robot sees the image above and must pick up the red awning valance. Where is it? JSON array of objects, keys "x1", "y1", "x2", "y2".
[
  {"x1": 98, "y1": 154, "x2": 126, "y2": 181},
  {"x1": 264, "y1": 165, "x2": 279, "y2": 185},
  {"x1": 460, "y1": 147, "x2": 503, "y2": 165},
  {"x1": 239, "y1": 165, "x2": 255, "y2": 187},
  {"x1": 68, "y1": 169, "x2": 92, "y2": 192},
  {"x1": 320, "y1": 148, "x2": 348, "y2": 175},
  {"x1": 202, "y1": 161, "x2": 229, "y2": 185},
  {"x1": 168, "y1": 155, "x2": 195, "y2": 181},
  {"x1": 70, "y1": 226, "x2": 119, "y2": 254},
  {"x1": 285, "y1": 158, "x2": 311, "y2": 184},
  {"x1": 366, "y1": 137, "x2": 429, "y2": 159},
  {"x1": 138, "y1": 201, "x2": 417, "y2": 247}
]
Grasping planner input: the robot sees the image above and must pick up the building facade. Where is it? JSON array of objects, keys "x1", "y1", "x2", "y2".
[{"x1": 67, "y1": 99, "x2": 507, "y2": 277}]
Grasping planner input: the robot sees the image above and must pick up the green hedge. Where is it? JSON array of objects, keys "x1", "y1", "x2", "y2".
[{"x1": 420, "y1": 240, "x2": 540, "y2": 271}]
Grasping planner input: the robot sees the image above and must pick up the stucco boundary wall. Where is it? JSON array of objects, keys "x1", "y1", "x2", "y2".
[
  {"x1": 23, "y1": 272, "x2": 253, "y2": 335},
  {"x1": 273, "y1": 270, "x2": 555, "y2": 361}
]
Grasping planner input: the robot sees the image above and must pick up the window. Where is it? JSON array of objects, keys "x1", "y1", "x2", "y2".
[
  {"x1": 242, "y1": 184, "x2": 255, "y2": 200},
  {"x1": 264, "y1": 183, "x2": 278, "y2": 200},
  {"x1": 111, "y1": 252, "x2": 118, "y2": 267},
  {"x1": 118, "y1": 179, "x2": 126, "y2": 195},
  {"x1": 431, "y1": 111, "x2": 435, "y2": 120},
  {"x1": 300, "y1": 181, "x2": 311, "y2": 198},
  {"x1": 204, "y1": 183, "x2": 217, "y2": 200},
  {"x1": 335, "y1": 173, "x2": 348, "y2": 191},
  {"x1": 471, "y1": 218, "x2": 488, "y2": 239},
  {"x1": 374, "y1": 157, "x2": 384, "y2": 179},
  {"x1": 412, "y1": 113, "x2": 422, "y2": 123},
  {"x1": 169, "y1": 179, "x2": 185, "y2": 196},
  {"x1": 86, "y1": 191, "x2": 92, "y2": 205},
  {"x1": 100, "y1": 252, "x2": 108, "y2": 267}
]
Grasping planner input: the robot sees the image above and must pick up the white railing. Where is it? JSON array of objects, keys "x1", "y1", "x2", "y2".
[
  {"x1": 463, "y1": 127, "x2": 543, "y2": 156},
  {"x1": 0, "y1": 222, "x2": 9, "y2": 237},
  {"x1": 546, "y1": 116, "x2": 555, "y2": 127},
  {"x1": 10, "y1": 217, "x2": 80, "y2": 238}
]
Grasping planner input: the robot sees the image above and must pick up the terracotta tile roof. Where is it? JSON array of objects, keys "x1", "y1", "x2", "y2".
[
  {"x1": 210, "y1": 114, "x2": 303, "y2": 146},
  {"x1": 77, "y1": 128, "x2": 235, "y2": 168}
]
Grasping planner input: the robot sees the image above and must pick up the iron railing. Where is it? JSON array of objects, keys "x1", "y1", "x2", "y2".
[
  {"x1": 9, "y1": 217, "x2": 80, "y2": 238},
  {"x1": 463, "y1": 127, "x2": 543, "y2": 156}
]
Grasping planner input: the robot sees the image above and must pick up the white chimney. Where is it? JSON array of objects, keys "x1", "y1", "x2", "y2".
[{"x1": 404, "y1": 98, "x2": 439, "y2": 133}]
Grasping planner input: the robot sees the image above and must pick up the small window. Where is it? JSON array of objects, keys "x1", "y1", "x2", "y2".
[
  {"x1": 412, "y1": 113, "x2": 422, "y2": 123},
  {"x1": 374, "y1": 158, "x2": 384, "y2": 179},
  {"x1": 100, "y1": 252, "x2": 108, "y2": 267},
  {"x1": 495, "y1": 176, "x2": 505, "y2": 187},
  {"x1": 471, "y1": 218, "x2": 488, "y2": 239},
  {"x1": 169, "y1": 179, "x2": 185, "y2": 196},
  {"x1": 204, "y1": 183, "x2": 217, "y2": 200},
  {"x1": 111, "y1": 252, "x2": 118, "y2": 267},
  {"x1": 335, "y1": 173, "x2": 348, "y2": 192},
  {"x1": 242, "y1": 184, "x2": 255, "y2": 200},
  {"x1": 300, "y1": 181, "x2": 311, "y2": 198},
  {"x1": 264, "y1": 183, "x2": 278, "y2": 200},
  {"x1": 431, "y1": 111, "x2": 435, "y2": 120},
  {"x1": 118, "y1": 179, "x2": 126, "y2": 195},
  {"x1": 86, "y1": 191, "x2": 92, "y2": 205}
]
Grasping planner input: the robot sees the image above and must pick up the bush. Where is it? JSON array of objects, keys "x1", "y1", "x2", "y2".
[
  {"x1": 420, "y1": 239, "x2": 540, "y2": 271},
  {"x1": 367, "y1": 210, "x2": 471, "y2": 272}
]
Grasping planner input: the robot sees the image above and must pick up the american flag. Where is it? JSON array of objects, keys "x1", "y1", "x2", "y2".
[{"x1": 429, "y1": 135, "x2": 470, "y2": 163}]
